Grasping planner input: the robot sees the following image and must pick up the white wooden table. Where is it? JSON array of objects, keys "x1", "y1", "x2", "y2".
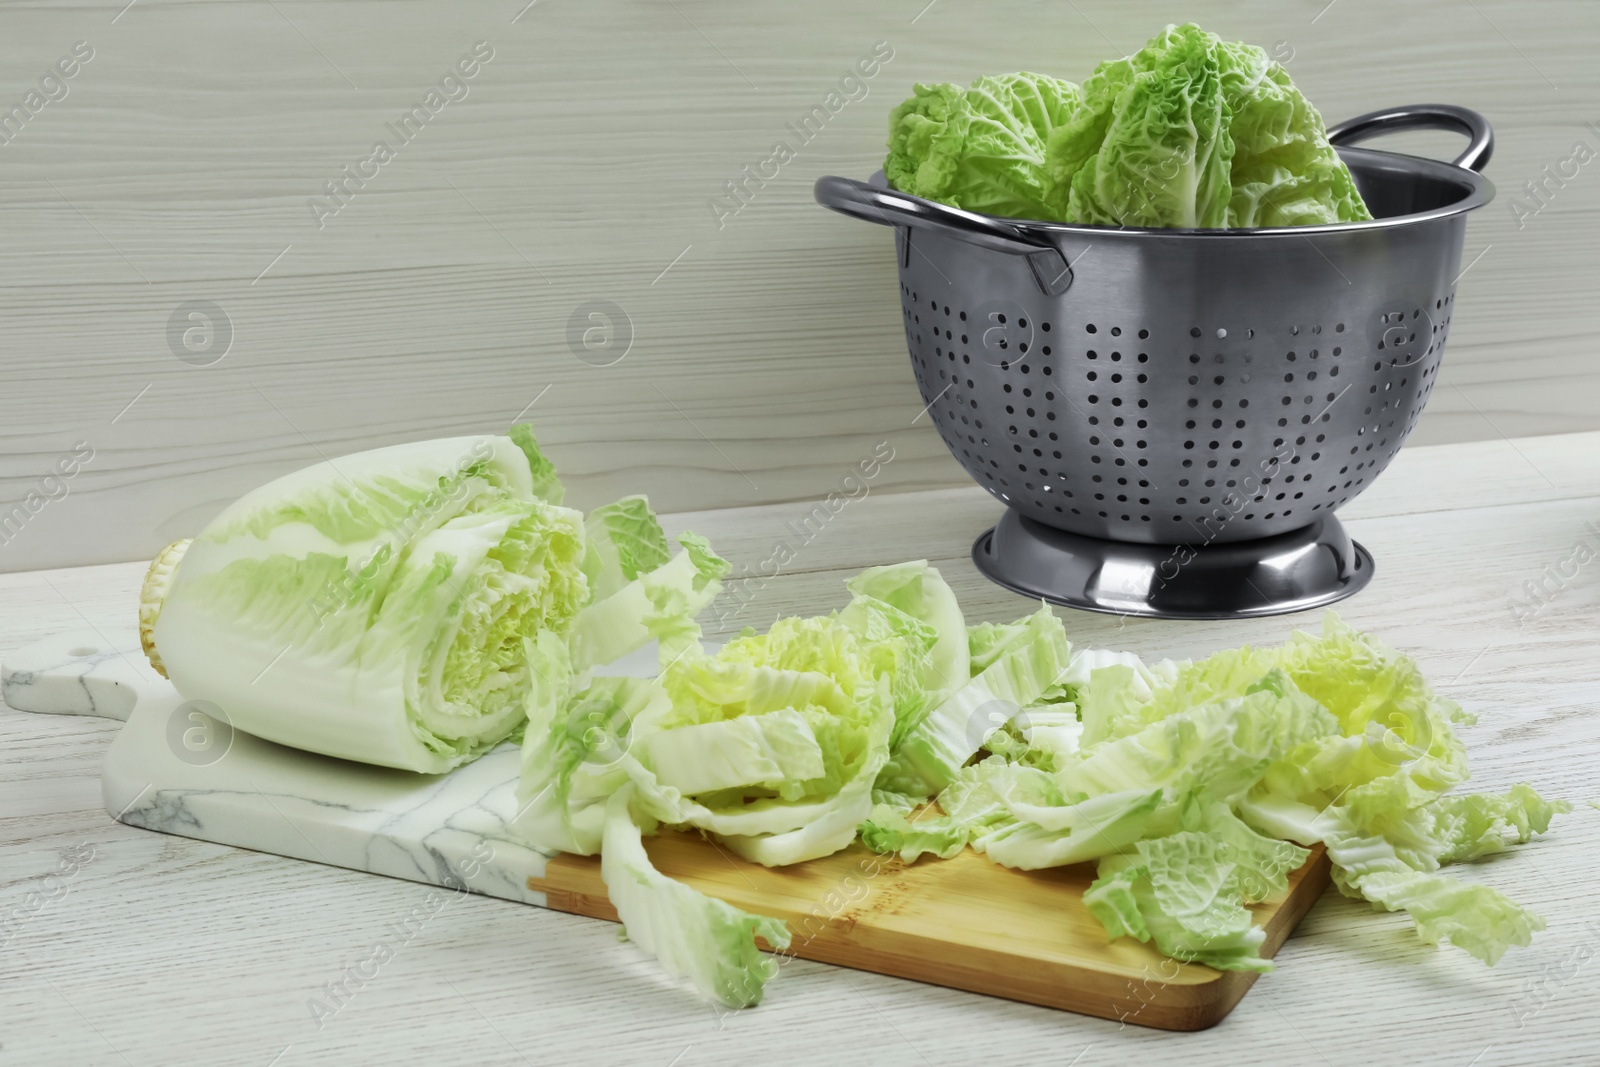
[{"x1": 3, "y1": 432, "x2": 1598, "y2": 1067}]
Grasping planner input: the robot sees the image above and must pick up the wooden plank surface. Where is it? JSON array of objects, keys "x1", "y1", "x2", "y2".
[
  {"x1": 1, "y1": 431, "x2": 1598, "y2": 1065},
  {"x1": 530, "y1": 832, "x2": 1332, "y2": 1031},
  {"x1": 0, "y1": 0, "x2": 1596, "y2": 571}
]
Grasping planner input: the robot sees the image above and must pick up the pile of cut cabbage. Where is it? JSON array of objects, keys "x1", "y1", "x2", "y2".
[{"x1": 141, "y1": 426, "x2": 1566, "y2": 1008}]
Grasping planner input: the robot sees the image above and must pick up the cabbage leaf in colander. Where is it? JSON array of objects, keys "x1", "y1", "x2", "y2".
[
  {"x1": 1214, "y1": 37, "x2": 1372, "y2": 227},
  {"x1": 1051, "y1": 23, "x2": 1372, "y2": 228},
  {"x1": 1048, "y1": 22, "x2": 1234, "y2": 228},
  {"x1": 884, "y1": 23, "x2": 1372, "y2": 228},
  {"x1": 885, "y1": 71, "x2": 1082, "y2": 221}
]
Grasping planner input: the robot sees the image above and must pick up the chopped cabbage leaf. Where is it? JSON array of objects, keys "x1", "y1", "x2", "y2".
[
  {"x1": 583, "y1": 495, "x2": 670, "y2": 601},
  {"x1": 601, "y1": 786, "x2": 791, "y2": 1006},
  {"x1": 877, "y1": 605, "x2": 1070, "y2": 796},
  {"x1": 858, "y1": 803, "x2": 969, "y2": 863}
]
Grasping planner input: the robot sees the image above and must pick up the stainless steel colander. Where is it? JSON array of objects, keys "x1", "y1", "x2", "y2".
[{"x1": 817, "y1": 104, "x2": 1494, "y2": 618}]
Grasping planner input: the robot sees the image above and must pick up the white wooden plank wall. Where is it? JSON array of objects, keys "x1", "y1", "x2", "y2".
[{"x1": 0, "y1": 0, "x2": 1593, "y2": 570}]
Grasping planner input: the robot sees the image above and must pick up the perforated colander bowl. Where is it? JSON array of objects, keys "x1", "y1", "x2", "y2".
[{"x1": 817, "y1": 104, "x2": 1494, "y2": 549}]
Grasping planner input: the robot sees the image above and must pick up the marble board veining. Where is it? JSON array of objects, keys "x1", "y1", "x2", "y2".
[
  {"x1": 4, "y1": 627, "x2": 669, "y2": 908},
  {"x1": 1, "y1": 626, "x2": 164, "y2": 721}
]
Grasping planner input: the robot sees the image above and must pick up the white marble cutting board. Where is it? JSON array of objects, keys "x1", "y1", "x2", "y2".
[{"x1": 2, "y1": 627, "x2": 669, "y2": 908}]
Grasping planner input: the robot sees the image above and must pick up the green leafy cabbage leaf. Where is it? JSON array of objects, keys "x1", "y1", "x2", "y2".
[
  {"x1": 885, "y1": 72, "x2": 1082, "y2": 220},
  {"x1": 1049, "y1": 22, "x2": 1235, "y2": 227}
]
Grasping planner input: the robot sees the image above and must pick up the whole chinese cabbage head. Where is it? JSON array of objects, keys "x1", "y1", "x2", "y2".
[{"x1": 144, "y1": 425, "x2": 724, "y2": 775}]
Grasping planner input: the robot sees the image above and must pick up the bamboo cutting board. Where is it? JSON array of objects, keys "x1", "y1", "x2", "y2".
[{"x1": 530, "y1": 831, "x2": 1331, "y2": 1031}]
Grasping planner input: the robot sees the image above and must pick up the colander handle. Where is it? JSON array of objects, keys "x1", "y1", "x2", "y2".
[
  {"x1": 814, "y1": 175, "x2": 1074, "y2": 296},
  {"x1": 1326, "y1": 104, "x2": 1494, "y2": 172}
]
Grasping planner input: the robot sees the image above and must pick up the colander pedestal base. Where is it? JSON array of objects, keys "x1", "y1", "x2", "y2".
[{"x1": 972, "y1": 510, "x2": 1373, "y2": 620}]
